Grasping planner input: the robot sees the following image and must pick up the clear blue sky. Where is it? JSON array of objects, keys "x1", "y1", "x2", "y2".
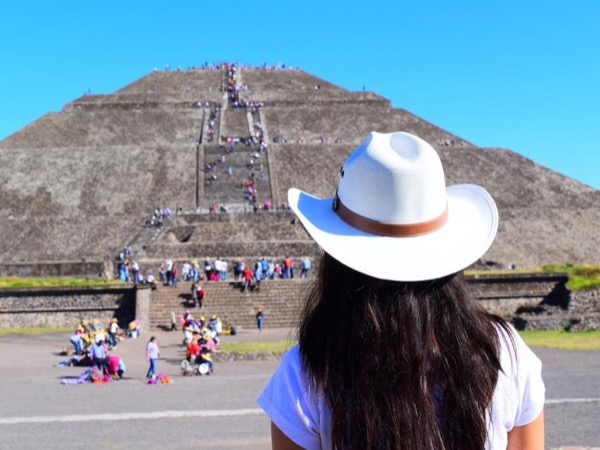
[{"x1": 1, "y1": 1, "x2": 599, "y2": 190}]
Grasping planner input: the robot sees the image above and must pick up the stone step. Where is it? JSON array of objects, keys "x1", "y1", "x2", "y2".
[{"x1": 147, "y1": 280, "x2": 309, "y2": 329}]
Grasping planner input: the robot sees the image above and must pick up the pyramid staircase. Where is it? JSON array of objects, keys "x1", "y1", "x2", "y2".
[{"x1": 148, "y1": 278, "x2": 308, "y2": 330}]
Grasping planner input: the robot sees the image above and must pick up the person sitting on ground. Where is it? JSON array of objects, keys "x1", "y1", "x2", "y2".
[
  {"x1": 70, "y1": 329, "x2": 85, "y2": 355},
  {"x1": 127, "y1": 320, "x2": 141, "y2": 338},
  {"x1": 197, "y1": 350, "x2": 214, "y2": 375},
  {"x1": 199, "y1": 329, "x2": 217, "y2": 354},
  {"x1": 187, "y1": 336, "x2": 202, "y2": 362},
  {"x1": 90, "y1": 319, "x2": 102, "y2": 331},
  {"x1": 107, "y1": 354, "x2": 126, "y2": 379},
  {"x1": 208, "y1": 315, "x2": 219, "y2": 335}
]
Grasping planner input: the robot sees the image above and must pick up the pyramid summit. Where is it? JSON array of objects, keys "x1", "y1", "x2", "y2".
[{"x1": 0, "y1": 63, "x2": 598, "y2": 274}]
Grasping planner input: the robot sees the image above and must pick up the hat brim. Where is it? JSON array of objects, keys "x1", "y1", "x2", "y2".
[{"x1": 288, "y1": 184, "x2": 498, "y2": 282}]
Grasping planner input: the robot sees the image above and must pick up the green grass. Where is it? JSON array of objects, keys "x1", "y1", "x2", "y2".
[
  {"x1": 0, "y1": 276, "x2": 123, "y2": 289},
  {"x1": 519, "y1": 329, "x2": 600, "y2": 351},
  {"x1": 219, "y1": 332, "x2": 600, "y2": 354},
  {"x1": 0, "y1": 326, "x2": 71, "y2": 337},
  {"x1": 467, "y1": 264, "x2": 600, "y2": 291},
  {"x1": 1, "y1": 329, "x2": 599, "y2": 352},
  {"x1": 220, "y1": 340, "x2": 296, "y2": 354},
  {"x1": 541, "y1": 264, "x2": 600, "y2": 291},
  {"x1": 220, "y1": 332, "x2": 600, "y2": 354}
]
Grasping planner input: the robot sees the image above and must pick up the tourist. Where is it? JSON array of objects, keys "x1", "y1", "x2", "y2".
[
  {"x1": 254, "y1": 259, "x2": 263, "y2": 291},
  {"x1": 131, "y1": 261, "x2": 140, "y2": 283},
  {"x1": 171, "y1": 263, "x2": 179, "y2": 288},
  {"x1": 267, "y1": 260, "x2": 275, "y2": 279},
  {"x1": 107, "y1": 318, "x2": 118, "y2": 348},
  {"x1": 300, "y1": 257, "x2": 311, "y2": 278},
  {"x1": 146, "y1": 271, "x2": 156, "y2": 289},
  {"x1": 258, "y1": 132, "x2": 545, "y2": 449},
  {"x1": 70, "y1": 329, "x2": 85, "y2": 355},
  {"x1": 204, "y1": 258, "x2": 212, "y2": 280},
  {"x1": 220, "y1": 258, "x2": 228, "y2": 280},
  {"x1": 158, "y1": 262, "x2": 166, "y2": 283},
  {"x1": 107, "y1": 354, "x2": 126, "y2": 379},
  {"x1": 256, "y1": 308, "x2": 264, "y2": 334},
  {"x1": 165, "y1": 260, "x2": 173, "y2": 285},
  {"x1": 191, "y1": 282, "x2": 198, "y2": 305},
  {"x1": 146, "y1": 336, "x2": 160, "y2": 379},
  {"x1": 243, "y1": 265, "x2": 254, "y2": 292},
  {"x1": 170, "y1": 312, "x2": 177, "y2": 332},
  {"x1": 90, "y1": 334, "x2": 108, "y2": 375}
]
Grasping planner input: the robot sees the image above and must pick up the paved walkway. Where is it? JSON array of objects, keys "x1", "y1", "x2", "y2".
[{"x1": 0, "y1": 327, "x2": 598, "y2": 449}]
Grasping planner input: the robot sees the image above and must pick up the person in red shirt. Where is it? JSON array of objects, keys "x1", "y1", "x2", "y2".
[
  {"x1": 187, "y1": 338, "x2": 202, "y2": 362},
  {"x1": 243, "y1": 266, "x2": 254, "y2": 292}
]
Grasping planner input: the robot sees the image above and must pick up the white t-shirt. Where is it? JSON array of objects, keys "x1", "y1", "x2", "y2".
[{"x1": 258, "y1": 326, "x2": 544, "y2": 450}]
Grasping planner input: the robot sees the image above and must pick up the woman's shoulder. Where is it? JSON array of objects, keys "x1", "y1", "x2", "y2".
[
  {"x1": 280, "y1": 344, "x2": 302, "y2": 368},
  {"x1": 492, "y1": 322, "x2": 545, "y2": 427},
  {"x1": 495, "y1": 322, "x2": 538, "y2": 368}
]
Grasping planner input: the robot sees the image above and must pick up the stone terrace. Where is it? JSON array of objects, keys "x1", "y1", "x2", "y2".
[
  {"x1": 241, "y1": 68, "x2": 352, "y2": 102},
  {"x1": 263, "y1": 104, "x2": 468, "y2": 148},
  {"x1": 140, "y1": 211, "x2": 317, "y2": 263},
  {"x1": 116, "y1": 68, "x2": 224, "y2": 102},
  {"x1": 0, "y1": 105, "x2": 204, "y2": 149}
]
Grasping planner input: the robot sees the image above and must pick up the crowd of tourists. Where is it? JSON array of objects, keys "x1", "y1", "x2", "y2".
[
  {"x1": 57, "y1": 317, "x2": 137, "y2": 384},
  {"x1": 116, "y1": 251, "x2": 156, "y2": 287},
  {"x1": 178, "y1": 310, "x2": 225, "y2": 376},
  {"x1": 143, "y1": 206, "x2": 172, "y2": 228},
  {"x1": 113, "y1": 253, "x2": 312, "y2": 294},
  {"x1": 55, "y1": 311, "x2": 221, "y2": 383},
  {"x1": 205, "y1": 103, "x2": 220, "y2": 143},
  {"x1": 156, "y1": 61, "x2": 294, "y2": 72}
]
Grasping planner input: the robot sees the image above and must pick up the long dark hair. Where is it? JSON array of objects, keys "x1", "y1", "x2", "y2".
[{"x1": 298, "y1": 252, "x2": 511, "y2": 449}]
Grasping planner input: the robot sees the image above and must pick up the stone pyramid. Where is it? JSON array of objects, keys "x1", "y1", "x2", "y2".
[{"x1": 0, "y1": 64, "x2": 598, "y2": 274}]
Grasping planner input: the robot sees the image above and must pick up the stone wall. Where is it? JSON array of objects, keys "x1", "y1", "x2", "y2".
[
  {"x1": 512, "y1": 286, "x2": 600, "y2": 331},
  {"x1": 0, "y1": 286, "x2": 136, "y2": 328},
  {"x1": 2, "y1": 273, "x2": 597, "y2": 332},
  {"x1": 469, "y1": 272, "x2": 569, "y2": 317}
]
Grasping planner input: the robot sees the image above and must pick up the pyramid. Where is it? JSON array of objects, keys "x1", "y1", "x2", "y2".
[{"x1": 0, "y1": 63, "x2": 598, "y2": 273}]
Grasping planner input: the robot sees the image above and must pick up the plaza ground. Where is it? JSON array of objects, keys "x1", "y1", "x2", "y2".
[{"x1": 0, "y1": 327, "x2": 598, "y2": 449}]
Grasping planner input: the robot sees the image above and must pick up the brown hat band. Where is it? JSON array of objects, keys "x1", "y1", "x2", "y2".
[{"x1": 333, "y1": 196, "x2": 449, "y2": 237}]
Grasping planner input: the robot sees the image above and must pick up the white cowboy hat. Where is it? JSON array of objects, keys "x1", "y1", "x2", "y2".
[{"x1": 288, "y1": 131, "x2": 498, "y2": 282}]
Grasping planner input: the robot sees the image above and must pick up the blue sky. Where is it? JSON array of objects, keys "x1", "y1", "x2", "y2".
[{"x1": 1, "y1": 0, "x2": 599, "y2": 190}]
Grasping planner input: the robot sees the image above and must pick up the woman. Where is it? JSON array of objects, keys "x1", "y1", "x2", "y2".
[
  {"x1": 258, "y1": 132, "x2": 544, "y2": 449},
  {"x1": 146, "y1": 336, "x2": 160, "y2": 379}
]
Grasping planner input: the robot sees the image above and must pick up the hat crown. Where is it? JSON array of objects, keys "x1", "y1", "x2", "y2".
[{"x1": 338, "y1": 132, "x2": 447, "y2": 224}]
